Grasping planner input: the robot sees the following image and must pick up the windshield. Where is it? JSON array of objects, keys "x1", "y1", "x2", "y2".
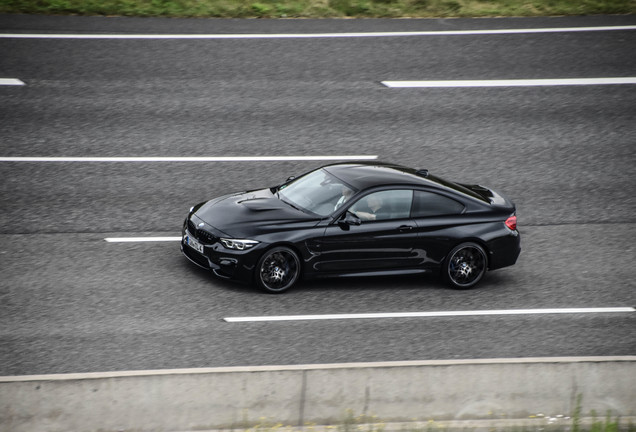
[{"x1": 278, "y1": 169, "x2": 356, "y2": 216}]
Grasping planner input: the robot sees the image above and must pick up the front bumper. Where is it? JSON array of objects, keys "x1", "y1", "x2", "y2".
[{"x1": 180, "y1": 223, "x2": 266, "y2": 284}]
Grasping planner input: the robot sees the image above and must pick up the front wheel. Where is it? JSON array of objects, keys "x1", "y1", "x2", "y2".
[
  {"x1": 255, "y1": 246, "x2": 301, "y2": 293},
  {"x1": 443, "y1": 242, "x2": 487, "y2": 289}
]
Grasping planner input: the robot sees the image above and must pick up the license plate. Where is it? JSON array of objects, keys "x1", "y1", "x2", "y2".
[{"x1": 184, "y1": 233, "x2": 204, "y2": 254}]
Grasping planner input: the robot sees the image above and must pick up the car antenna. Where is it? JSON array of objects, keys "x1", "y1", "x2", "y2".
[{"x1": 416, "y1": 169, "x2": 429, "y2": 177}]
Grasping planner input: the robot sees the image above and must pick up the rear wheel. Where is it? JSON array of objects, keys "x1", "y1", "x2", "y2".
[
  {"x1": 256, "y1": 246, "x2": 300, "y2": 293},
  {"x1": 443, "y1": 242, "x2": 487, "y2": 289}
]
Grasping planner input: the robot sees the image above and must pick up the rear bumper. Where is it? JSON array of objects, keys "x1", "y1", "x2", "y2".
[{"x1": 487, "y1": 230, "x2": 521, "y2": 270}]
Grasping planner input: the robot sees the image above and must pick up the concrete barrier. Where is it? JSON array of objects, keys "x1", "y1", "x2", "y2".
[{"x1": 1, "y1": 357, "x2": 634, "y2": 432}]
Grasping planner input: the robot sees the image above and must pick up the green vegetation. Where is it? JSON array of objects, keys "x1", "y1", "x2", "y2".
[
  {"x1": 236, "y1": 401, "x2": 636, "y2": 432},
  {"x1": 235, "y1": 402, "x2": 636, "y2": 432},
  {"x1": 242, "y1": 415, "x2": 635, "y2": 432},
  {"x1": 0, "y1": 0, "x2": 634, "y2": 18}
]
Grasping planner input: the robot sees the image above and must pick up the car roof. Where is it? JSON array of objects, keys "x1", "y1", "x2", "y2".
[
  {"x1": 322, "y1": 162, "x2": 427, "y2": 188},
  {"x1": 322, "y1": 161, "x2": 487, "y2": 202}
]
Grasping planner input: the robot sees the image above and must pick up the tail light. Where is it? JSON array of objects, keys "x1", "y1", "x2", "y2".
[{"x1": 505, "y1": 215, "x2": 517, "y2": 231}]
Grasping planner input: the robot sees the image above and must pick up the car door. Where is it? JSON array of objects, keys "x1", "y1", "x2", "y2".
[
  {"x1": 410, "y1": 190, "x2": 468, "y2": 268},
  {"x1": 313, "y1": 189, "x2": 422, "y2": 274}
]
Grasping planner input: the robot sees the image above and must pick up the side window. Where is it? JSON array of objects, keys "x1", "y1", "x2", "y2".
[
  {"x1": 412, "y1": 191, "x2": 464, "y2": 217},
  {"x1": 349, "y1": 190, "x2": 413, "y2": 222}
]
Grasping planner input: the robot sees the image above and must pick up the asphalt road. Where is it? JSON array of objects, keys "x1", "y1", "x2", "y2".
[{"x1": 0, "y1": 14, "x2": 635, "y2": 375}]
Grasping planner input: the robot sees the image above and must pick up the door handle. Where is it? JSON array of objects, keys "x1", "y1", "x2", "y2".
[{"x1": 398, "y1": 225, "x2": 414, "y2": 232}]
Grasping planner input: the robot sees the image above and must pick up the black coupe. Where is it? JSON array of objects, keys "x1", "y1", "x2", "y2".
[{"x1": 181, "y1": 162, "x2": 520, "y2": 293}]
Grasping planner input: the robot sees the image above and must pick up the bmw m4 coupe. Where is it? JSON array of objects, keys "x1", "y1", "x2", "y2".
[{"x1": 181, "y1": 162, "x2": 520, "y2": 293}]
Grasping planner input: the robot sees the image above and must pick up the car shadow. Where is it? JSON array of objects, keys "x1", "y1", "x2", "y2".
[
  {"x1": 176, "y1": 253, "x2": 512, "y2": 295},
  {"x1": 298, "y1": 269, "x2": 514, "y2": 294},
  {"x1": 299, "y1": 273, "x2": 449, "y2": 293}
]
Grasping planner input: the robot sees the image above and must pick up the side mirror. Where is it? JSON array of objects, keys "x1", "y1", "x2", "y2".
[{"x1": 338, "y1": 212, "x2": 361, "y2": 230}]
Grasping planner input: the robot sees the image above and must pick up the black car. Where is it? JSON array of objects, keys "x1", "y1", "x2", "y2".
[{"x1": 181, "y1": 162, "x2": 520, "y2": 293}]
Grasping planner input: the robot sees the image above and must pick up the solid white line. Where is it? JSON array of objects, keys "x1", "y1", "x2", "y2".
[
  {"x1": 0, "y1": 155, "x2": 378, "y2": 163},
  {"x1": 382, "y1": 78, "x2": 636, "y2": 88},
  {"x1": 0, "y1": 78, "x2": 24, "y2": 85},
  {"x1": 224, "y1": 307, "x2": 636, "y2": 322},
  {"x1": 105, "y1": 237, "x2": 180, "y2": 242},
  {"x1": 1, "y1": 26, "x2": 635, "y2": 39}
]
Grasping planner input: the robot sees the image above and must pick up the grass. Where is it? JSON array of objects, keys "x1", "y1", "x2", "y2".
[
  {"x1": 234, "y1": 398, "x2": 636, "y2": 432},
  {"x1": 0, "y1": 0, "x2": 634, "y2": 18},
  {"x1": 243, "y1": 415, "x2": 635, "y2": 432},
  {"x1": 233, "y1": 401, "x2": 636, "y2": 432}
]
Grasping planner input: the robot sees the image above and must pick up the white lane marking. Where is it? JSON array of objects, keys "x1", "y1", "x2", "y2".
[
  {"x1": 224, "y1": 307, "x2": 636, "y2": 322},
  {"x1": 105, "y1": 237, "x2": 180, "y2": 242},
  {"x1": 382, "y1": 78, "x2": 636, "y2": 88},
  {"x1": 0, "y1": 26, "x2": 635, "y2": 39},
  {"x1": 0, "y1": 155, "x2": 378, "y2": 162},
  {"x1": 0, "y1": 78, "x2": 24, "y2": 85}
]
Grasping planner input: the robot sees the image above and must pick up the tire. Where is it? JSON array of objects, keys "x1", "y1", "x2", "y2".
[
  {"x1": 443, "y1": 242, "x2": 487, "y2": 289},
  {"x1": 255, "y1": 246, "x2": 301, "y2": 293}
]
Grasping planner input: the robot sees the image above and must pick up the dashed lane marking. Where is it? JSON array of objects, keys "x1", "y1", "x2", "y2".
[
  {"x1": 382, "y1": 78, "x2": 636, "y2": 88},
  {"x1": 0, "y1": 78, "x2": 24, "y2": 85},
  {"x1": 224, "y1": 307, "x2": 636, "y2": 322},
  {"x1": 105, "y1": 237, "x2": 181, "y2": 242},
  {"x1": 0, "y1": 155, "x2": 378, "y2": 163}
]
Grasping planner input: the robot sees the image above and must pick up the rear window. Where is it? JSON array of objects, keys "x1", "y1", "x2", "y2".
[{"x1": 412, "y1": 191, "x2": 465, "y2": 217}]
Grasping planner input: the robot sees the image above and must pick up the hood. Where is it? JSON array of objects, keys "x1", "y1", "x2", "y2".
[{"x1": 193, "y1": 188, "x2": 321, "y2": 237}]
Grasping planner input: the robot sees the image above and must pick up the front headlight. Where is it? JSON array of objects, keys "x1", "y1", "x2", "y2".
[{"x1": 220, "y1": 238, "x2": 259, "y2": 251}]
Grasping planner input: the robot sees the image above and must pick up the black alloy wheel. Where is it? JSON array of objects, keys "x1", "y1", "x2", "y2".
[
  {"x1": 444, "y1": 242, "x2": 487, "y2": 289},
  {"x1": 256, "y1": 246, "x2": 301, "y2": 293}
]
